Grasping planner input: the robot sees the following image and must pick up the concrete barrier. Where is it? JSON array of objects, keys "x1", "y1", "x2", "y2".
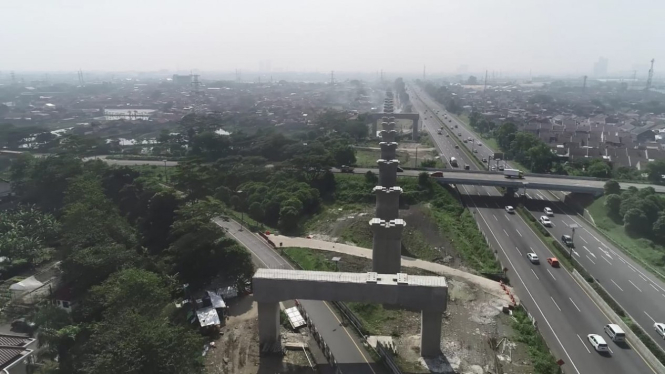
[{"x1": 571, "y1": 270, "x2": 665, "y2": 372}]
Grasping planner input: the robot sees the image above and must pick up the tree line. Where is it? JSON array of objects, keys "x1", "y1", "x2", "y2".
[
  {"x1": 10, "y1": 153, "x2": 253, "y2": 374},
  {"x1": 603, "y1": 180, "x2": 665, "y2": 245}
]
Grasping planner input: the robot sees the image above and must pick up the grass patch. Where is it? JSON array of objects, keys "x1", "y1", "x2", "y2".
[
  {"x1": 511, "y1": 307, "x2": 560, "y2": 374},
  {"x1": 282, "y1": 247, "x2": 337, "y2": 271},
  {"x1": 586, "y1": 195, "x2": 665, "y2": 276}
]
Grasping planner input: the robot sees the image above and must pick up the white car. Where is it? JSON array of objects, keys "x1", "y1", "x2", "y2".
[
  {"x1": 527, "y1": 253, "x2": 539, "y2": 264},
  {"x1": 544, "y1": 207, "x2": 554, "y2": 216},
  {"x1": 539, "y1": 216, "x2": 552, "y2": 227},
  {"x1": 587, "y1": 334, "x2": 610, "y2": 352},
  {"x1": 505, "y1": 206, "x2": 515, "y2": 214},
  {"x1": 654, "y1": 323, "x2": 665, "y2": 338}
]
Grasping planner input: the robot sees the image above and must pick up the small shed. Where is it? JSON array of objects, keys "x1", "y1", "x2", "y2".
[{"x1": 9, "y1": 276, "x2": 43, "y2": 299}]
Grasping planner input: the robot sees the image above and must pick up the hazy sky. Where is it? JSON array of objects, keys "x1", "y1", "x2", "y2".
[{"x1": 2, "y1": 0, "x2": 663, "y2": 76}]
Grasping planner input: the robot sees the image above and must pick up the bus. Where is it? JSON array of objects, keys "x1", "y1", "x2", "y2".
[{"x1": 450, "y1": 157, "x2": 458, "y2": 167}]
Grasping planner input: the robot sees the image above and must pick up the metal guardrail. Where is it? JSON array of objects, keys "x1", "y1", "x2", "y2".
[{"x1": 297, "y1": 302, "x2": 344, "y2": 374}]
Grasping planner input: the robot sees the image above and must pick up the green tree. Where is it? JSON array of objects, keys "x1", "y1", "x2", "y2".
[
  {"x1": 333, "y1": 145, "x2": 356, "y2": 166},
  {"x1": 418, "y1": 172, "x2": 431, "y2": 187},
  {"x1": 494, "y1": 123, "x2": 518, "y2": 150},
  {"x1": 604, "y1": 194, "x2": 622, "y2": 216},
  {"x1": 645, "y1": 160, "x2": 665, "y2": 183},
  {"x1": 587, "y1": 161, "x2": 612, "y2": 178},
  {"x1": 249, "y1": 201, "x2": 265, "y2": 221},
  {"x1": 73, "y1": 311, "x2": 204, "y2": 374},
  {"x1": 604, "y1": 180, "x2": 621, "y2": 196},
  {"x1": 653, "y1": 213, "x2": 665, "y2": 241},
  {"x1": 364, "y1": 171, "x2": 378, "y2": 185},
  {"x1": 420, "y1": 159, "x2": 436, "y2": 167},
  {"x1": 624, "y1": 208, "x2": 649, "y2": 235}
]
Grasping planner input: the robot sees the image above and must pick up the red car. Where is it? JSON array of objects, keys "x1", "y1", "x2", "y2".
[
  {"x1": 429, "y1": 171, "x2": 444, "y2": 177},
  {"x1": 547, "y1": 257, "x2": 560, "y2": 267}
]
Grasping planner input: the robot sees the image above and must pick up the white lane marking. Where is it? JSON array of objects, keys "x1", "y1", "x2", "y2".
[
  {"x1": 650, "y1": 283, "x2": 659, "y2": 291},
  {"x1": 573, "y1": 250, "x2": 580, "y2": 257},
  {"x1": 617, "y1": 256, "x2": 626, "y2": 265},
  {"x1": 503, "y1": 229, "x2": 509, "y2": 237},
  {"x1": 639, "y1": 274, "x2": 649, "y2": 282},
  {"x1": 563, "y1": 221, "x2": 569, "y2": 227},
  {"x1": 644, "y1": 311, "x2": 656, "y2": 323},
  {"x1": 608, "y1": 346, "x2": 614, "y2": 354},
  {"x1": 486, "y1": 191, "x2": 491, "y2": 196},
  {"x1": 537, "y1": 194, "x2": 545, "y2": 200},
  {"x1": 629, "y1": 279, "x2": 643, "y2": 292},
  {"x1": 493, "y1": 214, "x2": 498, "y2": 221},
  {"x1": 570, "y1": 298, "x2": 581, "y2": 312},
  {"x1": 516, "y1": 229, "x2": 522, "y2": 237},
  {"x1": 515, "y1": 247, "x2": 522, "y2": 255},
  {"x1": 602, "y1": 257, "x2": 612, "y2": 265},
  {"x1": 505, "y1": 214, "x2": 511, "y2": 221},
  {"x1": 586, "y1": 255, "x2": 596, "y2": 264},
  {"x1": 551, "y1": 297, "x2": 562, "y2": 311},
  {"x1": 547, "y1": 269, "x2": 557, "y2": 280},
  {"x1": 579, "y1": 236, "x2": 588, "y2": 244},
  {"x1": 458, "y1": 185, "x2": 582, "y2": 374},
  {"x1": 611, "y1": 279, "x2": 624, "y2": 291},
  {"x1": 495, "y1": 203, "x2": 501, "y2": 208},
  {"x1": 627, "y1": 264, "x2": 637, "y2": 273},
  {"x1": 531, "y1": 268, "x2": 540, "y2": 280},
  {"x1": 526, "y1": 193, "x2": 532, "y2": 199},
  {"x1": 577, "y1": 334, "x2": 591, "y2": 353},
  {"x1": 599, "y1": 247, "x2": 613, "y2": 260}
]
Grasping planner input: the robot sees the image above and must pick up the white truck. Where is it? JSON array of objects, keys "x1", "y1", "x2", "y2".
[
  {"x1": 450, "y1": 157, "x2": 458, "y2": 167},
  {"x1": 504, "y1": 169, "x2": 524, "y2": 179}
]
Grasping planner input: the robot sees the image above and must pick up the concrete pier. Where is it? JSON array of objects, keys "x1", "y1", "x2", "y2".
[
  {"x1": 377, "y1": 159, "x2": 399, "y2": 188},
  {"x1": 370, "y1": 218, "x2": 405, "y2": 274},
  {"x1": 379, "y1": 142, "x2": 398, "y2": 160},
  {"x1": 373, "y1": 186, "x2": 402, "y2": 220},
  {"x1": 257, "y1": 302, "x2": 280, "y2": 347},
  {"x1": 420, "y1": 309, "x2": 443, "y2": 357}
]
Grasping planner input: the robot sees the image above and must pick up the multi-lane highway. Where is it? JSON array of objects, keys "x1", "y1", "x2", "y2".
[
  {"x1": 409, "y1": 85, "x2": 658, "y2": 374},
  {"x1": 214, "y1": 218, "x2": 385, "y2": 374},
  {"x1": 410, "y1": 84, "x2": 665, "y2": 353}
]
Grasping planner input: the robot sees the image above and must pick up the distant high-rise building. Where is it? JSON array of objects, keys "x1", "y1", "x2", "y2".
[{"x1": 593, "y1": 57, "x2": 608, "y2": 77}]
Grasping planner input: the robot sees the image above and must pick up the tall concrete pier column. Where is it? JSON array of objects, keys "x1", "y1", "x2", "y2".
[
  {"x1": 370, "y1": 218, "x2": 405, "y2": 274},
  {"x1": 420, "y1": 309, "x2": 443, "y2": 357},
  {"x1": 374, "y1": 186, "x2": 402, "y2": 220},
  {"x1": 257, "y1": 302, "x2": 280, "y2": 348},
  {"x1": 379, "y1": 142, "x2": 398, "y2": 160},
  {"x1": 377, "y1": 159, "x2": 399, "y2": 187}
]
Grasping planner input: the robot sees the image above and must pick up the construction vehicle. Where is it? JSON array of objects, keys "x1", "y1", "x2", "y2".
[{"x1": 503, "y1": 169, "x2": 524, "y2": 179}]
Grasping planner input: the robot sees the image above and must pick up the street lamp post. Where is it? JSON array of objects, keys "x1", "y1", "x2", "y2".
[
  {"x1": 163, "y1": 160, "x2": 168, "y2": 184},
  {"x1": 569, "y1": 224, "x2": 580, "y2": 258},
  {"x1": 488, "y1": 155, "x2": 493, "y2": 171},
  {"x1": 236, "y1": 190, "x2": 245, "y2": 231}
]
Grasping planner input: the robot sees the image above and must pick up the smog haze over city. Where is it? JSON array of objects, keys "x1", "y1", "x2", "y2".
[{"x1": 2, "y1": 0, "x2": 665, "y2": 76}]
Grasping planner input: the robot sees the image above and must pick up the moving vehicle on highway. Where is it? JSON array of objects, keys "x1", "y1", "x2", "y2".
[
  {"x1": 588, "y1": 334, "x2": 610, "y2": 353},
  {"x1": 561, "y1": 235, "x2": 574, "y2": 248},
  {"x1": 547, "y1": 257, "x2": 560, "y2": 267},
  {"x1": 340, "y1": 165, "x2": 354, "y2": 173},
  {"x1": 455, "y1": 145, "x2": 459, "y2": 149},
  {"x1": 464, "y1": 164, "x2": 470, "y2": 170},
  {"x1": 504, "y1": 168, "x2": 524, "y2": 179},
  {"x1": 438, "y1": 130, "x2": 442, "y2": 135},
  {"x1": 604, "y1": 324, "x2": 626, "y2": 342},
  {"x1": 544, "y1": 207, "x2": 554, "y2": 216},
  {"x1": 429, "y1": 171, "x2": 444, "y2": 177},
  {"x1": 654, "y1": 322, "x2": 665, "y2": 338},
  {"x1": 449, "y1": 157, "x2": 458, "y2": 167},
  {"x1": 458, "y1": 132, "x2": 462, "y2": 136},
  {"x1": 505, "y1": 206, "x2": 515, "y2": 213},
  {"x1": 527, "y1": 253, "x2": 540, "y2": 264},
  {"x1": 539, "y1": 216, "x2": 552, "y2": 227}
]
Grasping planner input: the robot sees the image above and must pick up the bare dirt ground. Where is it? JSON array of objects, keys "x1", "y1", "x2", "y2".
[
  {"x1": 307, "y1": 204, "x2": 465, "y2": 268},
  {"x1": 286, "y1": 247, "x2": 532, "y2": 374},
  {"x1": 205, "y1": 295, "x2": 314, "y2": 374}
]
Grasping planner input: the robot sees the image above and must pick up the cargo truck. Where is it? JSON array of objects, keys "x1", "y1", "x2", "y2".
[
  {"x1": 503, "y1": 169, "x2": 524, "y2": 179},
  {"x1": 450, "y1": 157, "x2": 458, "y2": 167}
]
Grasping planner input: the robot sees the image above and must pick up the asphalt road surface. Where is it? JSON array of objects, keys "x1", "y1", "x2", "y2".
[
  {"x1": 408, "y1": 85, "x2": 658, "y2": 374},
  {"x1": 411, "y1": 83, "x2": 665, "y2": 354},
  {"x1": 213, "y1": 218, "x2": 385, "y2": 374}
]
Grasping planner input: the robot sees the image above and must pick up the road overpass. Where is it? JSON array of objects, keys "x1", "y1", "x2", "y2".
[{"x1": 342, "y1": 167, "x2": 665, "y2": 194}]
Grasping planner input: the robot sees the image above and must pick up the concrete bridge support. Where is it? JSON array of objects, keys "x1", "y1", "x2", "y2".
[
  {"x1": 370, "y1": 218, "x2": 405, "y2": 274},
  {"x1": 257, "y1": 302, "x2": 280, "y2": 348},
  {"x1": 379, "y1": 142, "x2": 398, "y2": 160},
  {"x1": 374, "y1": 186, "x2": 402, "y2": 220},
  {"x1": 420, "y1": 309, "x2": 444, "y2": 357},
  {"x1": 377, "y1": 159, "x2": 399, "y2": 188}
]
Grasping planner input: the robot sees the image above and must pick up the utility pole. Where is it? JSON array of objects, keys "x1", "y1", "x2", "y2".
[
  {"x1": 483, "y1": 70, "x2": 488, "y2": 94},
  {"x1": 645, "y1": 58, "x2": 655, "y2": 93},
  {"x1": 330, "y1": 71, "x2": 335, "y2": 85},
  {"x1": 423, "y1": 65, "x2": 426, "y2": 80},
  {"x1": 582, "y1": 76, "x2": 587, "y2": 93}
]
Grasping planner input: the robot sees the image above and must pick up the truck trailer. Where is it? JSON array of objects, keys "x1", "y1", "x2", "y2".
[{"x1": 503, "y1": 169, "x2": 524, "y2": 179}]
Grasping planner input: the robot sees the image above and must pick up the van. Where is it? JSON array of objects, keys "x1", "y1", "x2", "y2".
[{"x1": 604, "y1": 324, "x2": 626, "y2": 342}]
